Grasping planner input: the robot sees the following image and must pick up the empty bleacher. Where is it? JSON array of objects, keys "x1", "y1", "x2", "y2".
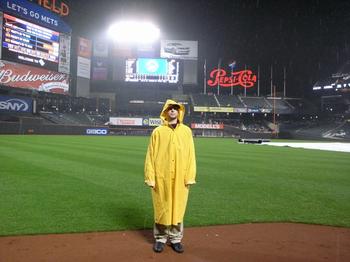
[
  {"x1": 39, "y1": 112, "x2": 107, "y2": 126},
  {"x1": 240, "y1": 96, "x2": 272, "y2": 109},
  {"x1": 216, "y1": 95, "x2": 245, "y2": 107},
  {"x1": 191, "y1": 94, "x2": 218, "y2": 106},
  {"x1": 116, "y1": 89, "x2": 172, "y2": 116},
  {"x1": 265, "y1": 97, "x2": 294, "y2": 113}
]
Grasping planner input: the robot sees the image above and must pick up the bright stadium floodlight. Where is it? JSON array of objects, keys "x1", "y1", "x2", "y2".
[{"x1": 107, "y1": 21, "x2": 160, "y2": 43}]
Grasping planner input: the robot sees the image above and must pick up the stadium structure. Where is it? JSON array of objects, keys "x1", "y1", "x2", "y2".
[{"x1": 0, "y1": 0, "x2": 350, "y2": 141}]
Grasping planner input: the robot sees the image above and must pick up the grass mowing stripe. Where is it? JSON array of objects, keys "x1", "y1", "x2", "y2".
[
  {"x1": 0, "y1": 145, "x2": 143, "y2": 194},
  {"x1": 0, "y1": 144, "x2": 143, "y2": 173},
  {"x1": 0, "y1": 146, "x2": 152, "y2": 235},
  {"x1": 191, "y1": 138, "x2": 350, "y2": 227},
  {"x1": 0, "y1": 135, "x2": 349, "y2": 236}
]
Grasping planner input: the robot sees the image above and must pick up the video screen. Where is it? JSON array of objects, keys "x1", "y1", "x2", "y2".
[
  {"x1": 125, "y1": 58, "x2": 179, "y2": 83},
  {"x1": 2, "y1": 13, "x2": 59, "y2": 71}
]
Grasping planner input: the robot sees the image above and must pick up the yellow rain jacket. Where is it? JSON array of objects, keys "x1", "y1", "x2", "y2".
[{"x1": 144, "y1": 99, "x2": 196, "y2": 226}]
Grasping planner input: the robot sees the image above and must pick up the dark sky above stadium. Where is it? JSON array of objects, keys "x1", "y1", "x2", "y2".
[{"x1": 62, "y1": 0, "x2": 350, "y2": 97}]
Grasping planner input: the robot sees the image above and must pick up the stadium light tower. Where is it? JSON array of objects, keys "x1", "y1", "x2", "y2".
[{"x1": 107, "y1": 21, "x2": 160, "y2": 43}]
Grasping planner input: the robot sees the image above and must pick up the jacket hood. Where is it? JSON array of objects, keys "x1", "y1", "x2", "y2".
[{"x1": 160, "y1": 99, "x2": 185, "y2": 125}]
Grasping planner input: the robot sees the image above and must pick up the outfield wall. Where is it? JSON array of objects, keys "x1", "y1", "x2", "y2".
[
  {"x1": 0, "y1": 121, "x2": 274, "y2": 138},
  {"x1": 0, "y1": 121, "x2": 109, "y2": 135}
]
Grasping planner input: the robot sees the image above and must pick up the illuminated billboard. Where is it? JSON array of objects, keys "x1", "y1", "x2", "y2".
[
  {"x1": 1, "y1": 13, "x2": 60, "y2": 71},
  {"x1": 125, "y1": 58, "x2": 179, "y2": 83},
  {"x1": 160, "y1": 40, "x2": 198, "y2": 60},
  {"x1": 207, "y1": 69, "x2": 257, "y2": 88},
  {"x1": 0, "y1": 60, "x2": 69, "y2": 94}
]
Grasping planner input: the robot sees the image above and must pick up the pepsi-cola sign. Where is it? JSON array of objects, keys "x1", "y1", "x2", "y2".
[
  {"x1": 207, "y1": 69, "x2": 257, "y2": 88},
  {"x1": 0, "y1": 95, "x2": 32, "y2": 112}
]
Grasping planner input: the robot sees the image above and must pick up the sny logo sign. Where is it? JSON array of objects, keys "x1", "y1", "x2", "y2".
[{"x1": 0, "y1": 98, "x2": 29, "y2": 112}]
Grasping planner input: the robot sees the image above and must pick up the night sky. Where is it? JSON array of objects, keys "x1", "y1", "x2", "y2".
[{"x1": 63, "y1": 0, "x2": 350, "y2": 97}]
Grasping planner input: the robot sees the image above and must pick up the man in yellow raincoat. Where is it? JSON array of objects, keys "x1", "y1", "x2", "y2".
[{"x1": 144, "y1": 99, "x2": 196, "y2": 253}]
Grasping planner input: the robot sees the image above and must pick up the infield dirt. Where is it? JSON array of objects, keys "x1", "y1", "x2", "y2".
[{"x1": 1, "y1": 223, "x2": 349, "y2": 262}]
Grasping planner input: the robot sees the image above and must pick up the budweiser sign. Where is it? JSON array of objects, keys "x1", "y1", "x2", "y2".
[
  {"x1": 207, "y1": 69, "x2": 257, "y2": 88},
  {"x1": 0, "y1": 60, "x2": 69, "y2": 94}
]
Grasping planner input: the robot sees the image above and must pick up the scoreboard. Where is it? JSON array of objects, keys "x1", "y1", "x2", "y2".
[
  {"x1": 2, "y1": 13, "x2": 59, "y2": 71},
  {"x1": 125, "y1": 58, "x2": 180, "y2": 84}
]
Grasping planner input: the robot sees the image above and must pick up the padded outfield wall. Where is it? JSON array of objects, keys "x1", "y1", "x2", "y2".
[{"x1": 0, "y1": 120, "x2": 109, "y2": 136}]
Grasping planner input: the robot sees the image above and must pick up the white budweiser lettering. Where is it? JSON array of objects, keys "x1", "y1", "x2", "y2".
[{"x1": 0, "y1": 69, "x2": 66, "y2": 84}]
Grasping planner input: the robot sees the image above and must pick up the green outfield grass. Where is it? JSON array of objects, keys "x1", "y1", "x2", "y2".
[{"x1": 0, "y1": 135, "x2": 349, "y2": 236}]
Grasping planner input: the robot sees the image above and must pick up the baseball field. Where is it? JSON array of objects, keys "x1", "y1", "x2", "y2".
[{"x1": 1, "y1": 135, "x2": 349, "y2": 237}]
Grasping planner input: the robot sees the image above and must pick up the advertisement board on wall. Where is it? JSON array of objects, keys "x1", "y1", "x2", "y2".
[
  {"x1": 233, "y1": 107, "x2": 247, "y2": 113},
  {"x1": 77, "y1": 56, "x2": 91, "y2": 79},
  {"x1": 77, "y1": 37, "x2": 92, "y2": 58},
  {"x1": 93, "y1": 39, "x2": 108, "y2": 57},
  {"x1": 191, "y1": 123, "x2": 224, "y2": 129},
  {"x1": 208, "y1": 107, "x2": 234, "y2": 113},
  {"x1": 193, "y1": 106, "x2": 234, "y2": 113},
  {"x1": 160, "y1": 40, "x2": 198, "y2": 60},
  {"x1": 260, "y1": 108, "x2": 272, "y2": 113},
  {"x1": 0, "y1": 94, "x2": 32, "y2": 113},
  {"x1": 109, "y1": 117, "x2": 143, "y2": 126},
  {"x1": 193, "y1": 106, "x2": 209, "y2": 112},
  {"x1": 233, "y1": 108, "x2": 248, "y2": 113},
  {"x1": 92, "y1": 57, "x2": 108, "y2": 80},
  {"x1": 0, "y1": 60, "x2": 69, "y2": 94},
  {"x1": 247, "y1": 108, "x2": 260, "y2": 113},
  {"x1": 86, "y1": 128, "x2": 108, "y2": 135},
  {"x1": 143, "y1": 118, "x2": 162, "y2": 126},
  {"x1": 58, "y1": 33, "x2": 70, "y2": 74}
]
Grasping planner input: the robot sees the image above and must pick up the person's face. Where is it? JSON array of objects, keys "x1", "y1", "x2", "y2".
[{"x1": 167, "y1": 105, "x2": 179, "y2": 120}]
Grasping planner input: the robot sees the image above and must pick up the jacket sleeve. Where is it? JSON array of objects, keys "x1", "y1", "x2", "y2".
[
  {"x1": 144, "y1": 131, "x2": 156, "y2": 187},
  {"x1": 185, "y1": 130, "x2": 196, "y2": 185}
]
